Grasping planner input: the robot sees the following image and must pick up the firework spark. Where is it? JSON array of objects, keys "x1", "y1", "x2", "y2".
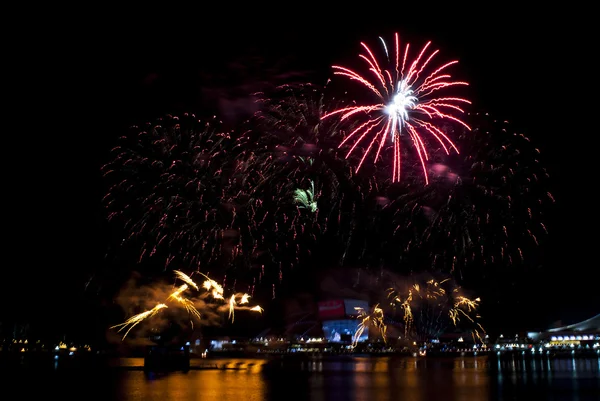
[
  {"x1": 293, "y1": 180, "x2": 318, "y2": 212},
  {"x1": 352, "y1": 304, "x2": 387, "y2": 347},
  {"x1": 322, "y1": 33, "x2": 470, "y2": 184},
  {"x1": 101, "y1": 114, "x2": 245, "y2": 278},
  {"x1": 230, "y1": 84, "x2": 381, "y2": 280},
  {"x1": 110, "y1": 303, "x2": 168, "y2": 341},
  {"x1": 166, "y1": 284, "x2": 202, "y2": 322},
  {"x1": 386, "y1": 274, "x2": 484, "y2": 343},
  {"x1": 101, "y1": 107, "x2": 367, "y2": 292},
  {"x1": 174, "y1": 270, "x2": 199, "y2": 291},
  {"x1": 111, "y1": 270, "x2": 262, "y2": 340},
  {"x1": 376, "y1": 112, "x2": 554, "y2": 280}
]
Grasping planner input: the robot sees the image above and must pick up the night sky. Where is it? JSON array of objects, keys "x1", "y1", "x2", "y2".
[{"x1": 5, "y1": 7, "x2": 597, "y2": 340}]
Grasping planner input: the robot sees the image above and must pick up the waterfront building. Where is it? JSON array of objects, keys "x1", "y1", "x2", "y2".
[{"x1": 526, "y1": 313, "x2": 600, "y2": 346}]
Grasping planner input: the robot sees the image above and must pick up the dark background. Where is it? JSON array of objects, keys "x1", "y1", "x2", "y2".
[{"x1": 5, "y1": 6, "x2": 597, "y2": 340}]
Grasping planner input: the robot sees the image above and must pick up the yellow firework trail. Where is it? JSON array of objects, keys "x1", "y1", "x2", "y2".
[
  {"x1": 111, "y1": 271, "x2": 262, "y2": 340},
  {"x1": 110, "y1": 303, "x2": 168, "y2": 340},
  {"x1": 167, "y1": 284, "x2": 202, "y2": 322},
  {"x1": 228, "y1": 295, "x2": 237, "y2": 323},
  {"x1": 387, "y1": 277, "x2": 485, "y2": 342},
  {"x1": 173, "y1": 270, "x2": 199, "y2": 291},
  {"x1": 352, "y1": 304, "x2": 387, "y2": 347}
]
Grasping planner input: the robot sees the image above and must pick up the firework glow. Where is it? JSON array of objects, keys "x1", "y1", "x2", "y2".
[
  {"x1": 100, "y1": 32, "x2": 553, "y2": 342},
  {"x1": 352, "y1": 304, "x2": 387, "y2": 347},
  {"x1": 293, "y1": 180, "x2": 318, "y2": 212},
  {"x1": 110, "y1": 303, "x2": 168, "y2": 341},
  {"x1": 373, "y1": 112, "x2": 554, "y2": 281},
  {"x1": 110, "y1": 270, "x2": 262, "y2": 340},
  {"x1": 322, "y1": 33, "x2": 471, "y2": 184},
  {"x1": 386, "y1": 274, "x2": 485, "y2": 343},
  {"x1": 101, "y1": 108, "x2": 367, "y2": 293}
]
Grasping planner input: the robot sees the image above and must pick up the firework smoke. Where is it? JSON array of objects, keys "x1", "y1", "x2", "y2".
[{"x1": 110, "y1": 270, "x2": 262, "y2": 341}]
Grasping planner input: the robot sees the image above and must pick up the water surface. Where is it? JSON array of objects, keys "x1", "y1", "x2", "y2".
[{"x1": 3, "y1": 355, "x2": 598, "y2": 400}]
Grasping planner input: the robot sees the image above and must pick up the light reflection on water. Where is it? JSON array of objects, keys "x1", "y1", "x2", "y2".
[
  {"x1": 118, "y1": 370, "x2": 267, "y2": 401},
  {"x1": 3, "y1": 355, "x2": 599, "y2": 400}
]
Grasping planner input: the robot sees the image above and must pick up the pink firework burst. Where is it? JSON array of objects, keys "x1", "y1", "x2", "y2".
[{"x1": 322, "y1": 33, "x2": 471, "y2": 184}]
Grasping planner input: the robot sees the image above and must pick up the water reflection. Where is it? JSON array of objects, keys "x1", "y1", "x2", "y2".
[
  {"x1": 117, "y1": 370, "x2": 266, "y2": 401},
  {"x1": 2, "y1": 354, "x2": 598, "y2": 400},
  {"x1": 257, "y1": 355, "x2": 597, "y2": 401}
]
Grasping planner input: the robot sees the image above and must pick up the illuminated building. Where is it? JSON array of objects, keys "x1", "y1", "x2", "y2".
[
  {"x1": 527, "y1": 313, "x2": 600, "y2": 346},
  {"x1": 318, "y1": 299, "x2": 369, "y2": 344}
]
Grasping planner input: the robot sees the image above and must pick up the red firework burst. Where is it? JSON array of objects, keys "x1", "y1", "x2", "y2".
[{"x1": 322, "y1": 33, "x2": 471, "y2": 184}]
